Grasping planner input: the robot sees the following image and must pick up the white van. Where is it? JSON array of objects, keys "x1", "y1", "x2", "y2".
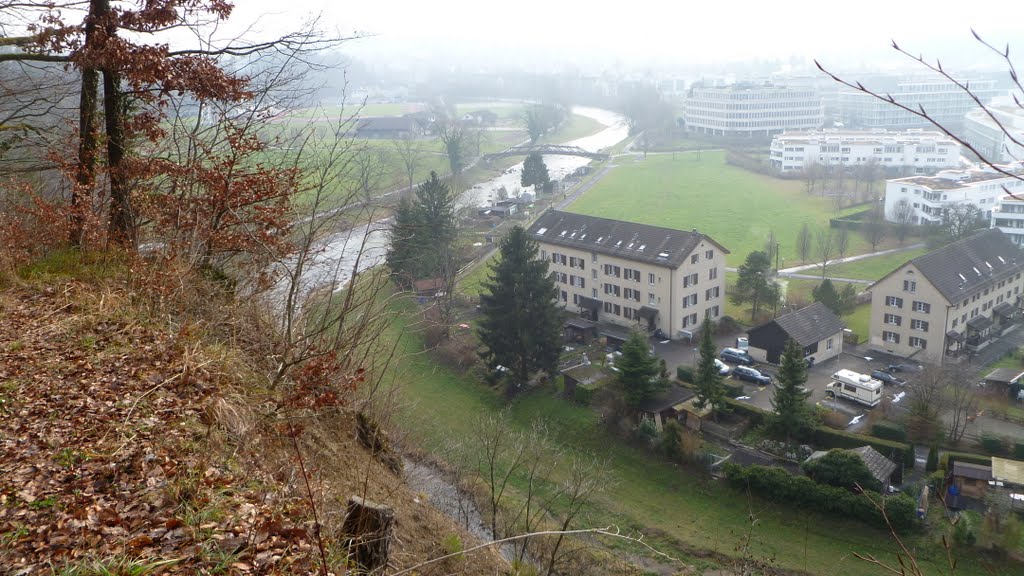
[{"x1": 826, "y1": 369, "x2": 883, "y2": 407}]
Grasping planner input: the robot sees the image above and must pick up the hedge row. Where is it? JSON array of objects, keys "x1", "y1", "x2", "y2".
[
  {"x1": 811, "y1": 426, "x2": 914, "y2": 468},
  {"x1": 677, "y1": 366, "x2": 694, "y2": 383},
  {"x1": 723, "y1": 397, "x2": 768, "y2": 426},
  {"x1": 722, "y1": 463, "x2": 918, "y2": 532},
  {"x1": 939, "y1": 451, "x2": 991, "y2": 470},
  {"x1": 675, "y1": 370, "x2": 744, "y2": 398},
  {"x1": 871, "y1": 421, "x2": 907, "y2": 443}
]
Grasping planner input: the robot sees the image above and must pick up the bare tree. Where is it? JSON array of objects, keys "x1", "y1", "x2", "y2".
[
  {"x1": 542, "y1": 454, "x2": 608, "y2": 576},
  {"x1": 803, "y1": 162, "x2": 821, "y2": 195},
  {"x1": 816, "y1": 228, "x2": 835, "y2": 278},
  {"x1": 836, "y1": 224, "x2": 851, "y2": 260},
  {"x1": 764, "y1": 228, "x2": 778, "y2": 272},
  {"x1": 796, "y1": 223, "x2": 812, "y2": 263},
  {"x1": 863, "y1": 206, "x2": 887, "y2": 252},
  {"x1": 906, "y1": 365, "x2": 947, "y2": 442},
  {"x1": 892, "y1": 199, "x2": 915, "y2": 244},
  {"x1": 390, "y1": 137, "x2": 427, "y2": 191},
  {"x1": 438, "y1": 121, "x2": 469, "y2": 177},
  {"x1": 947, "y1": 365, "x2": 979, "y2": 443},
  {"x1": 474, "y1": 411, "x2": 529, "y2": 543},
  {"x1": 940, "y1": 202, "x2": 987, "y2": 243},
  {"x1": 352, "y1": 146, "x2": 390, "y2": 204}
]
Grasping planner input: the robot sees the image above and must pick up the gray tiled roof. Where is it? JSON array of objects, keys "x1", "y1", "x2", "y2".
[
  {"x1": 851, "y1": 446, "x2": 898, "y2": 485},
  {"x1": 527, "y1": 210, "x2": 727, "y2": 268},
  {"x1": 899, "y1": 229, "x2": 1024, "y2": 304},
  {"x1": 637, "y1": 384, "x2": 696, "y2": 413},
  {"x1": 766, "y1": 302, "x2": 845, "y2": 347}
]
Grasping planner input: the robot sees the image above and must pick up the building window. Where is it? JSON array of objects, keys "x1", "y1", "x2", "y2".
[
  {"x1": 903, "y1": 280, "x2": 916, "y2": 293},
  {"x1": 691, "y1": 254, "x2": 699, "y2": 264},
  {"x1": 710, "y1": 305, "x2": 720, "y2": 317},
  {"x1": 648, "y1": 273, "x2": 656, "y2": 285},
  {"x1": 632, "y1": 269, "x2": 640, "y2": 283},
  {"x1": 885, "y1": 296, "x2": 904, "y2": 308},
  {"x1": 882, "y1": 331, "x2": 900, "y2": 344},
  {"x1": 592, "y1": 252, "x2": 597, "y2": 262},
  {"x1": 826, "y1": 338, "x2": 833, "y2": 351},
  {"x1": 573, "y1": 294, "x2": 579, "y2": 305},
  {"x1": 911, "y1": 319, "x2": 929, "y2": 331},
  {"x1": 561, "y1": 290, "x2": 567, "y2": 302},
  {"x1": 592, "y1": 269, "x2": 597, "y2": 279},
  {"x1": 912, "y1": 301, "x2": 931, "y2": 313},
  {"x1": 909, "y1": 336, "x2": 927, "y2": 349},
  {"x1": 592, "y1": 288, "x2": 598, "y2": 298},
  {"x1": 613, "y1": 304, "x2": 621, "y2": 316},
  {"x1": 705, "y1": 249, "x2": 714, "y2": 259},
  {"x1": 623, "y1": 308, "x2": 633, "y2": 320},
  {"x1": 648, "y1": 293, "x2": 656, "y2": 305},
  {"x1": 540, "y1": 250, "x2": 547, "y2": 260},
  {"x1": 884, "y1": 313, "x2": 902, "y2": 326},
  {"x1": 604, "y1": 302, "x2": 612, "y2": 313},
  {"x1": 709, "y1": 267, "x2": 718, "y2": 281}
]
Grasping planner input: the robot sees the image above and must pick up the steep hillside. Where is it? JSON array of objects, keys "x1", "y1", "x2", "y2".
[{"x1": 0, "y1": 264, "x2": 506, "y2": 575}]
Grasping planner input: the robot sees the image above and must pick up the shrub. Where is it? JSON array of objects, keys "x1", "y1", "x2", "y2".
[
  {"x1": 980, "y1": 433, "x2": 1007, "y2": 455},
  {"x1": 723, "y1": 381, "x2": 744, "y2": 398},
  {"x1": 926, "y1": 445, "x2": 939, "y2": 472},
  {"x1": 953, "y1": 513, "x2": 977, "y2": 547},
  {"x1": 872, "y1": 421, "x2": 907, "y2": 443},
  {"x1": 721, "y1": 463, "x2": 917, "y2": 532},
  {"x1": 723, "y1": 397, "x2": 768, "y2": 427},
  {"x1": 716, "y1": 315, "x2": 742, "y2": 335},
  {"x1": 661, "y1": 420, "x2": 702, "y2": 464},
  {"x1": 676, "y1": 365, "x2": 695, "y2": 382},
  {"x1": 1014, "y1": 442, "x2": 1024, "y2": 460},
  {"x1": 929, "y1": 469, "x2": 948, "y2": 493},
  {"x1": 802, "y1": 449, "x2": 881, "y2": 492}
]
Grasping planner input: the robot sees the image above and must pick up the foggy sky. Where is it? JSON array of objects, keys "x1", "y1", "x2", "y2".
[{"x1": 223, "y1": 1, "x2": 1021, "y2": 73}]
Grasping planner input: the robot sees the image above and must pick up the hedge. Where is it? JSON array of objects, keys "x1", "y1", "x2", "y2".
[
  {"x1": 940, "y1": 451, "x2": 991, "y2": 470},
  {"x1": 1015, "y1": 442, "x2": 1024, "y2": 460},
  {"x1": 871, "y1": 421, "x2": 907, "y2": 443},
  {"x1": 723, "y1": 381, "x2": 744, "y2": 398},
  {"x1": 980, "y1": 433, "x2": 1007, "y2": 455},
  {"x1": 722, "y1": 463, "x2": 918, "y2": 532},
  {"x1": 811, "y1": 426, "x2": 914, "y2": 469},
  {"x1": 723, "y1": 397, "x2": 768, "y2": 426},
  {"x1": 677, "y1": 366, "x2": 694, "y2": 383}
]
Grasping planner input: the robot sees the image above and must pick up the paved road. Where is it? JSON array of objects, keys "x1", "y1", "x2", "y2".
[
  {"x1": 779, "y1": 273, "x2": 873, "y2": 285},
  {"x1": 777, "y1": 243, "x2": 926, "y2": 275}
]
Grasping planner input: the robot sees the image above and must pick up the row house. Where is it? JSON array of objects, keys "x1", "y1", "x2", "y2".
[
  {"x1": 527, "y1": 210, "x2": 729, "y2": 342},
  {"x1": 868, "y1": 229, "x2": 1024, "y2": 364}
]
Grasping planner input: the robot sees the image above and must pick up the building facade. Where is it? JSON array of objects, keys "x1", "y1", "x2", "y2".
[
  {"x1": 883, "y1": 165, "x2": 1024, "y2": 225},
  {"x1": 684, "y1": 83, "x2": 822, "y2": 137},
  {"x1": 963, "y1": 106, "x2": 1024, "y2": 164},
  {"x1": 992, "y1": 194, "x2": 1024, "y2": 246},
  {"x1": 867, "y1": 229, "x2": 1024, "y2": 364},
  {"x1": 769, "y1": 129, "x2": 960, "y2": 174},
  {"x1": 838, "y1": 74, "x2": 1001, "y2": 129},
  {"x1": 526, "y1": 210, "x2": 729, "y2": 340}
]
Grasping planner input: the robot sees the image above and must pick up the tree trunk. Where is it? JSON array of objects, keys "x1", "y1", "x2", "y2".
[
  {"x1": 341, "y1": 496, "x2": 394, "y2": 573},
  {"x1": 103, "y1": 67, "x2": 134, "y2": 248},
  {"x1": 72, "y1": 6, "x2": 100, "y2": 247}
]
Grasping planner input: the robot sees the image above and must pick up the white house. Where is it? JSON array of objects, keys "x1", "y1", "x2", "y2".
[
  {"x1": 992, "y1": 194, "x2": 1024, "y2": 246},
  {"x1": 769, "y1": 129, "x2": 960, "y2": 174},
  {"x1": 963, "y1": 106, "x2": 1024, "y2": 165},
  {"x1": 883, "y1": 165, "x2": 1024, "y2": 225}
]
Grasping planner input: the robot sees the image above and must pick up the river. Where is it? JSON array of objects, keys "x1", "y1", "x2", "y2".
[{"x1": 303, "y1": 106, "x2": 628, "y2": 293}]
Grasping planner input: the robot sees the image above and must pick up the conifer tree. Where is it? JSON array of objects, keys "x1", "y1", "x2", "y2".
[
  {"x1": 694, "y1": 319, "x2": 727, "y2": 421},
  {"x1": 386, "y1": 171, "x2": 457, "y2": 286},
  {"x1": 477, "y1": 226, "x2": 562, "y2": 390},
  {"x1": 617, "y1": 331, "x2": 663, "y2": 408},
  {"x1": 771, "y1": 338, "x2": 814, "y2": 442}
]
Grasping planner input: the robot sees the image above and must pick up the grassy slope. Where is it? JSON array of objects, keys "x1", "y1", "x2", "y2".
[
  {"x1": 825, "y1": 247, "x2": 928, "y2": 281},
  {"x1": 567, "y1": 151, "x2": 875, "y2": 267},
  {"x1": 386, "y1": 297, "x2": 1008, "y2": 576}
]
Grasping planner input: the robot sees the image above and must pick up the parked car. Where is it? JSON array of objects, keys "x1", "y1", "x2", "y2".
[
  {"x1": 732, "y1": 365, "x2": 773, "y2": 385},
  {"x1": 721, "y1": 347, "x2": 754, "y2": 366},
  {"x1": 871, "y1": 369, "x2": 906, "y2": 386},
  {"x1": 714, "y1": 358, "x2": 732, "y2": 376},
  {"x1": 886, "y1": 363, "x2": 923, "y2": 373}
]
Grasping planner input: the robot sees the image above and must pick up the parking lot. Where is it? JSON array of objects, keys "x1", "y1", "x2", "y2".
[{"x1": 650, "y1": 335, "x2": 914, "y2": 433}]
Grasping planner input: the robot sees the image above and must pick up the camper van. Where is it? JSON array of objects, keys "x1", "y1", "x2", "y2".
[{"x1": 826, "y1": 369, "x2": 884, "y2": 407}]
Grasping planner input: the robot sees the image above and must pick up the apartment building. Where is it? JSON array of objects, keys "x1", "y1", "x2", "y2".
[
  {"x1": 684, "y1": 83, "x2": 822, "y2": 137},
  {"x1": 883, "y1": 165, "x2": 1024, "y2": 225},
  {"x1": 868, "y1": 229, "x2": 1024, "y2": 364},
  {"x1": 526, "y1": 210, "x2": 729, "y2": 341},
  {"x1": 992, "y1": 194, "x2": 1024, "y2": 246},
  {"x1": 769, "y1": 129, "x2": 960, "y2": 174},
  {"x1": 838, "y1": 74, "x2": 1001, "y2": 130},
  {"x1": 963, "y1": 106, "x2": 1024, "y2": 164}
]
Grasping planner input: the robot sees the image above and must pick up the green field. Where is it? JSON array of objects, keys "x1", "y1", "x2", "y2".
[
  {"x1": 824, "y1": 247, "x2": 927, "y2": 281},
  {"x1": 567, "y1": 151, "x2": 877, "y2": 267},
  {"x1": 385, "y1": 298, "x2": 1008, "y2": 576}
]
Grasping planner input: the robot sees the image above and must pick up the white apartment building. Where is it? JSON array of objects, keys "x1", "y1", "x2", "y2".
[
  {"x1": 839, "y1": 75, "x2": 1002, "y2": 129},
  {"x1": 883, "y1": 165, "x2": 1024, "y2": 225},
  {"x1": 992, "y1": 194, "x2": 1024, "y2": 246},
  {"x1": 963, "y1": 106, "x2": 1024, "y2": 164},
  {"x1": 684, "y1": 83, "x2": 822, "y2": 137},
  {"x1": 769, "y1": 129, "x2": 960, "y2": 173},
  {"x1": 526, "y1": 210, "x2": 729, "y2": 343}
]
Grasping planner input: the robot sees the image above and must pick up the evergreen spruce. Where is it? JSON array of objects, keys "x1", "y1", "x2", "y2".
[
  {"x1": 477, "y1": 226, "x2": 562, "y2": 390},
  {"x1": 694, "y1": 319, "x2": 727, "y2": 421},
  {"x1": 385, "y1": 171, "x2": 457, "y2": 286},
  {"x1": 926, "y1": 445, "x2": 939, "y2": 472},
  {"x1": 617, "y1": 330, "x2": 663, "y2": 408},
  {"x1": 771, "y1": 338, "x2": 814, "y2": 443},
  {"x1": 812, "y1": 279, "x2": 842, "y2": 316}
]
